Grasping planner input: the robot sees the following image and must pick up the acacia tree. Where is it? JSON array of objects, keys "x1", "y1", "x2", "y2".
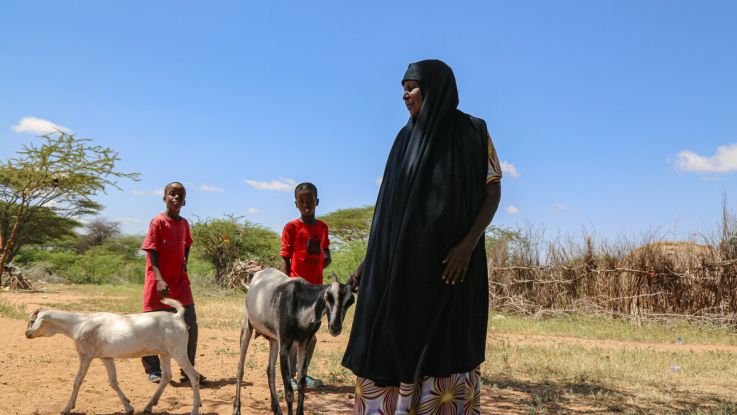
[
  {"x1": 0, "y1": 202, "x2": 81, "y2": 259},
  {"x1": 321, "y1": 205, "x2": 374, "y2": 244},
  {"x1": 0, "y1": 132, "x2": 139, "y2": 284},
  {"x1": 190, "y1": 215, "x2": 281, "y2": 286}
]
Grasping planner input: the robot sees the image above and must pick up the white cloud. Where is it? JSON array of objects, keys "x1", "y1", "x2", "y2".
[
  {"x1": 674, "y1": 144, "x2": 737, "y2": 174},
  {"x1": 506, "y1": 205, "x2": 519, "y2": 214},
  {"x1": 501, "y1": 161, "x2": 520, "y2": 178},
  {"x1": 133, "y1": 188, "x2": 164, "y2": 197},
  {"x1": 244, "y1": 177, "x2": 296, "y2": 192},
  {"x1": 550, "y1": 203, "x2": 568, "y2": 213},
  {"x1": 12, "y1": 116, "x2": 71, "y2": 135},
  {"x1": 199, "y1": 184, "x2": 224, "y2": 192},
  {"x1": 247, "y1": 207, "x2": 260, "y2": 214}
]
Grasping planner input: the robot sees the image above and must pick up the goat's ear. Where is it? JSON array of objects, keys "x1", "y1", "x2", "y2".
[
  {"x1": 329, "y1": 272, "x2": 338, "y2": 284},
  {"x1": 29, "y1": 308, "x2": 41, "y2": 321}
]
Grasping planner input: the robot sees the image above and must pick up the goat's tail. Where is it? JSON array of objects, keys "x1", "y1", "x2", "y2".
[
  {"x1": 161, "y1": 298, "x2": 185, "y2": 319},
  {"x1": 241, "y1": 272, "x2": 255, "y2": 291}
]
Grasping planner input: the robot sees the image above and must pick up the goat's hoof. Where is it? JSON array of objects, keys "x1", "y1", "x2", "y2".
[
  {"x1": 124, "y1": 406, "x2": 134, "y2": 415},
  {"x1": 143, "y1": 407, "x2": 153, "y2": 414}
]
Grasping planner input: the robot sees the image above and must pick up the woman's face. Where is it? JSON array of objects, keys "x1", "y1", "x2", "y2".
[{"x1": 402, "y1": 80, "x2": 423, "y2": 119}]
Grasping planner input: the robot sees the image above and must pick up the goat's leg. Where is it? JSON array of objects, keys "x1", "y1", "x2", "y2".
[
  {"x1": 295, "y1": 336, "x2": 317, "y2": 415},
  {"x1": 278, "y1": 342, "x2": 294, "y2": 415},
  {"x1": 175, "y1": 350, "x2": 202, "y2": 415},
  {"x1": 101, "y1": 358, "x2": 134, "y2": 414},
  {"x1": 144, "y1": 353, "x2": 172, "y2": 413},
  {"x1": 232, "y1": 322, "x2": 254, "y2": 415},
  {"x1": 267, "y1": 339, "x2": 283, "y2": 415},
  {"x1": 62, "y1": 354, "x2": 92, "y2": 414},
  {"x1": 294, "y1": 342, "x2": 307, "y2": 415}
]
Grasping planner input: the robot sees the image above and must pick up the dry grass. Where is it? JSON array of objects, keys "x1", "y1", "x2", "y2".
[
  {"x1": 3, "y1": 283, "x2": 736, "y2": 414},
  {"x1": 488, "y1": 225, "x2": 737, "y2": 323}
]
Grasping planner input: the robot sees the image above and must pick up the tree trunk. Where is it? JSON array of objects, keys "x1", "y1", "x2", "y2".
[{"x1": 0, "y1": 204, "x2": 26, "y2": 286}]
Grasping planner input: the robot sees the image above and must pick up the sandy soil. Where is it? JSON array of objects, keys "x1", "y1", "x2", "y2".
[
  {"x1": 0, "y1": 290, "x2": 501, "y2": 415},
  {"x1": 1, "y1": 290, "x2": 735, "y2": 414}
]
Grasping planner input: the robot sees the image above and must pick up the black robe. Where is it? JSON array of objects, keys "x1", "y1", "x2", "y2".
[{"x1": 342, "y1": 60, "x2": 490, "y2": 386}]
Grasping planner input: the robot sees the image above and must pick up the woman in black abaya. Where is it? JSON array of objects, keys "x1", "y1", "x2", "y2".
[{"x1": 342, "y1": 59, "x2": 503, "y2": 414}]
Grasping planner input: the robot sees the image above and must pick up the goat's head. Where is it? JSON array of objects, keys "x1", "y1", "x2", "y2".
[
  {"x1": 25, "y1": 308, "x2": 48, "y2": 339},
  {"x1": 322, "y1": 273, "x2": 355, "y2": 336}
]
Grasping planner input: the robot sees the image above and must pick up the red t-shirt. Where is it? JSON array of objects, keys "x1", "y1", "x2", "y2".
[
  {"x1": 141, "y1": 214, "x2": 194, "y2": 311},
  {"x1": 280, "y1": 219, "x2": 330, "y2": 285}
]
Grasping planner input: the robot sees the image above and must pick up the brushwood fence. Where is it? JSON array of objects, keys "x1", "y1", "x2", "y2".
[{"x1": 488, "y1": 242, "x2": 737, "y2": 325}]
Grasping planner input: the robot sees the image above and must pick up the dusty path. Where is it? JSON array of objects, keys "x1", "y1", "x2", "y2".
[{"x1": 2, "y1": 289, "x2": 736, "y2": 414}]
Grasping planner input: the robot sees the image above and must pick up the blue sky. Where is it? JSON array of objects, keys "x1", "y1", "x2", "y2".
[{"x1": 2, "y1": 1, "x2": 737, "y2": 242}]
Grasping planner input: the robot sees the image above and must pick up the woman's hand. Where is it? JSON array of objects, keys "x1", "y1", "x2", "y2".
[
  {"x1": 442, "y1": 239, "x2": 475, "y2": 284},
  {"x1": 349, "y1": 259, "x2": 366, "y2": 292}
]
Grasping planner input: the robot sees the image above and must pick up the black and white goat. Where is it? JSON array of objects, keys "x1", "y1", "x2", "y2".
[
  {"x1": 25, "y1": 298, "x2": 201, "y2": 415},
  {"x1": 232, "y1": 268, "x2": 355, "y2": 415}
]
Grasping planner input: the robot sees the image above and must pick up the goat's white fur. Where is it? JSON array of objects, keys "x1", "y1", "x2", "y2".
[{"x1": 25, "y1": 298, "x2": 201, "y2": 415}]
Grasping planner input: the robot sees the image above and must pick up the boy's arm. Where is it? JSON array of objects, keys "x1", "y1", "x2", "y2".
[
  {"x1": 323, "y1": 248, "x2": 332, "y2": 268},
  {"x1": 184, "y1": 246, "x2": 190, "y2": 273},
  {"x1": 147, "y1": 249, "x2": 170, "y2": 298},
  {"x1": 281, "y1": 256, "x2": 291, "y2": 275}
]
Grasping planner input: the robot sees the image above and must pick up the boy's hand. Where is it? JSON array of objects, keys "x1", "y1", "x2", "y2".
[{"x1": 156, "y1": 279, "x2": 170, "y2": 298}]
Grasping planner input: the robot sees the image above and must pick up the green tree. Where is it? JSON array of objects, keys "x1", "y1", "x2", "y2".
[
  {"x1": 190, "y1": 216, "x2": 281, "y2": 286},
  {"x1": 0, "y1": 202, "x2": 81, "y2": 259},
  {"x1": 321, "y1": 205, "x2": 374, "y2": 244},
  {"x1": 0, "y1": 132, "x2": 139, "y2": 284},
  {"x1": 77, "y1": 217, "x2": 121, "y2": 253}
]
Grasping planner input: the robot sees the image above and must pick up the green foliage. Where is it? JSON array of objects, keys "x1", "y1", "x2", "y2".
[
  {"x1": 14, "y1": 241, "x2": 146, "y2": 285},
  {"x1": 0, "y1": 131, "x2": 139, "y2": 282},
  {"x1": 328, "y1": 238, "x2": 367, "y2": 283},
  {"x1": 321, "y1": 206, "x2": 374, "y2": 244},
  {"x1": 485, "y1": 225, "x2": 531, "y2": 266},
  {"x1": 66, "y1": 252, "x2": 145, "y2": 284},
  {"x1": 92, "y1": 235, "x2": 142, "y2": 258},
  {"x1": 187, "y1": 257, "x2": 216, "y2": 289},
  {"x1": 0, "y1": 202, "x2": 81, "y2": 259},
  {"x1": 77, "y1": 217, "x2": 121, "y2": 253},
  {"x1": 0, "y1": 132, "x2": 139, "y2": 216},
  {"x1": 190, "y1": 215, "x2": 281, "y2": 285}
]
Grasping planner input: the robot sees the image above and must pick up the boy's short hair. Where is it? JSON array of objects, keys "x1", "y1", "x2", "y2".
[
  {"x1": 164, "y1": 181, "x2": 186, "y2": 194},
  {"x1": 294, "y1": 182, "x2": 318, "y2": 198}
]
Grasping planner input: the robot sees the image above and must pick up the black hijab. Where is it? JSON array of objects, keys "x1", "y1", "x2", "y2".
[{"x1": 342, "y1": 60, "x2": 490, "y2": 385}]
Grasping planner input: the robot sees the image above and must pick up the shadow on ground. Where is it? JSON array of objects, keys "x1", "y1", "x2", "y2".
[{"x1": 484, "y1": 376, "x2": 737, "y2": 414}]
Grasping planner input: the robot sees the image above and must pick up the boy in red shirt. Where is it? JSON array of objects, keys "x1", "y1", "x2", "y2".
[
  {"x1": 280, "y1": 182, "x2": 331, "y2": 386},
  {"x1": 141, "y1": 182, "x2": 202, "y2": 384}
]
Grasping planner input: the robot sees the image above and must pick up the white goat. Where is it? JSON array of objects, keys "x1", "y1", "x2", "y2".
[
  {"x1": 233, "y1": 268, "x2": 355, "y2": 415},
  {"x1": 25, "y1": 298, "x2": 201, "y2": 415}
]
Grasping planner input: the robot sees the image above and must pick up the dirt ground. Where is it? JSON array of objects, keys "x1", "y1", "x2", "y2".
[
  {"x1": 1, "y1": 290, "x2": 735, "y2": 414},
  {"x1": 0, "y1": 291, "x2": 498, "y2": 415}
]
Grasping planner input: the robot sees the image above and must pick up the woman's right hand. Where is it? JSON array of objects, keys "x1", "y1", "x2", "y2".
[{"x1": 349, "y1": 259, "x2": 366, "y2": 292}]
